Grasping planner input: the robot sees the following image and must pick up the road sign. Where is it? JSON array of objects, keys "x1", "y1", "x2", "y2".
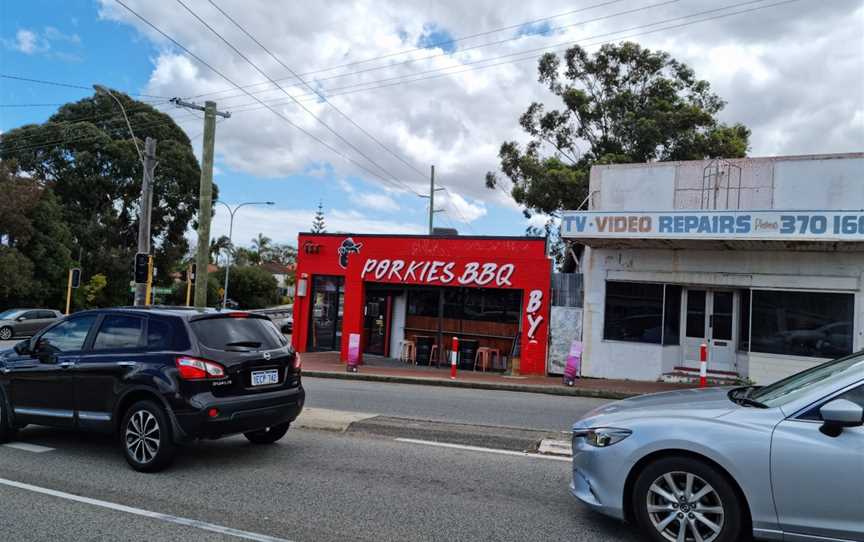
[{"x1": 129, "y1": 286, "x2": 172, "y2": 294}]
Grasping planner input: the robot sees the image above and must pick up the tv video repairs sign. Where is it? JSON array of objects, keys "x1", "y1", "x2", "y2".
[{"x1": 560, "y1": 210, "x2": 864, "y2": 242}]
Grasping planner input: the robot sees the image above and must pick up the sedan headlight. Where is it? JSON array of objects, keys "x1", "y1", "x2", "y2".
[{"x1": 573, "y1": 427, "x2": 632, "y2": 448}]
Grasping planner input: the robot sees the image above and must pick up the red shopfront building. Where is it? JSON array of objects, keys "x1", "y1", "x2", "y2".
[{"x1": 292, "y1": 233, "x2": 553, "y2": 375}]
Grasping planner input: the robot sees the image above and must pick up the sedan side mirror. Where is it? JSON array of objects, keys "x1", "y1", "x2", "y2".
[
  {"x1": 820, "y1": 399, "x2": 864, "y2": 437},
  {"x1": 15, "y1": 316, "x2": 26, "y2": 322}
]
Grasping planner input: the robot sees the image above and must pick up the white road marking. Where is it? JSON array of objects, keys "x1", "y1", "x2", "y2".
[
  {"x1": 0, "y1": 478, "x2": 292, "y2": 542},
  {"x1": 3, "y1": 442, "x2": 55, "y2": 453},
  {"x1": 395, "y1": 438, "x2": 572, "y2": 462}
]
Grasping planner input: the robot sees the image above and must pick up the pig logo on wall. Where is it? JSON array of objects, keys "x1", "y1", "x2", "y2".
[{"x1": 338, "y1": 237, "x2": 363, "y2": 269}]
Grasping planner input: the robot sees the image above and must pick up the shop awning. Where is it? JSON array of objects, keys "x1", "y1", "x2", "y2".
[{"x1": 569, "y1": 238, "x2": 863, "y2": 251}]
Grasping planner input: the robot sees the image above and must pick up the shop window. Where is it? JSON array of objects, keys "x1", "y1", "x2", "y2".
[
  {"x1": 407, "y1": 289, "x2": 439, "y2": 317},
  {"x1": 751, "y1": 290, "x2": 854, "y2": 358},
  {"x1": 662, "y1": 285, "x2": 682, "y2": 345},
  {"x1": 604, "y1": 282, "x2": 664, "y2": 344},
  {"x1": 443, "y1": 287, "x2": 521, "y2": 324}
]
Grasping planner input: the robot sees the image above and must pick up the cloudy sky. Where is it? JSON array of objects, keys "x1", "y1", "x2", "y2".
[{"x1": 2, "y1": 0, "x2": 862, "y2": 248}]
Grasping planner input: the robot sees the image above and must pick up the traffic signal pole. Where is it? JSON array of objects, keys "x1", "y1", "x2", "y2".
[
  {"x1": 134, "y1": 137, "x2": 157, "y2": 306},
  {"x1": 65, "y1": 269, "x2": 74, "y2": 315}
]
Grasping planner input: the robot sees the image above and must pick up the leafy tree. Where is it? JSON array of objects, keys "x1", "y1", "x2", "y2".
[
  {"x1": 486, "y1": 42, "x2": 750, "y2": 218},
  {"x1": 0, "y1": 247, "x2": 34, "y2": 306},
  {"x1": 311, "y1": 200, "x2": 326, "y2": 233},
  {"x1": 0, "y1": 163, "x2": 73, "y2": 308},
  {"x1": 269, "y1": 243, "x2": 297, "y2": 267},
  {"x1": 0, "y1": 90, "x2": 211, "y2": 306},
  {"x1": 77, "y1": 273, "x2": 109, "y2": 309},
  {"x1": 215, "y1": 265, "x2": 278, "y2": 309}
]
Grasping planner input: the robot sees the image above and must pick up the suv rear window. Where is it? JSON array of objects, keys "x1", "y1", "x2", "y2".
[{"x1": 190, "y1": 317, "x2": 286, "y2": 350}]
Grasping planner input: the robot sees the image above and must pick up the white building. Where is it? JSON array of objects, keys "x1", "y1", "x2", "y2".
[{"x1": 562, "y1": 153, "x2": 864, "y2": 384}]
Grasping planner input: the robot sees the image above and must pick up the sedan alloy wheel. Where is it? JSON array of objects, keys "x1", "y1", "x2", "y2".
[{"x1": 646, "y1": 471, "x2": 725, "y2": 542}]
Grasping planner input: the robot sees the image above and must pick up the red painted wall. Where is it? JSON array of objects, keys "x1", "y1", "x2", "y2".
[{"x1": 292, "y1": 234, "x2": 552, "y2": 375}]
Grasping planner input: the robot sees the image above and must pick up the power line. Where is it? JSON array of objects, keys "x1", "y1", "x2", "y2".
[
  {"x1": 223, "y1": 0, "x2": 797, "y2": 114},
  {"x1": 207, "y1": 0, "x2": 428, "y2": 181},
  {"x1": 0, "y1": 74, "x2": 169, "y2": 100},
  {"x1": 173, "y1": 0, "x2": 420, "y2": 194},
  {"x1": 185, "y1": 0, "x2": 630, "y2": 101},
  {"x1": 113, "y1": 0, "x2": 419, "y2": 195}
]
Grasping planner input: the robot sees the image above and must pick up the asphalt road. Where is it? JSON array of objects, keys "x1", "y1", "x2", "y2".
[
  {"x1": 0, "y1": 426, "x2": 643, "y2": 542},
  {"x1": 302, "y1": 377, "x2": 608, "y2": 432}
]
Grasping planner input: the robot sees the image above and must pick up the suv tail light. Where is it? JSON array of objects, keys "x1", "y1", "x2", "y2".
[
  {"x1": 293, "y1": 353, "x2": 302, "y2": 370},
  {"x1": 175, "y1": 356, "x2": 225, "y2": 380}
]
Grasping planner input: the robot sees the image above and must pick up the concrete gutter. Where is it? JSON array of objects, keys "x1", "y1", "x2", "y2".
[
  {"x1": 293, "y1": 408, "x2": 573, "y2": 457},
  {"x1": 302, "y1": 370, "x2": 635, "y2": 400}
]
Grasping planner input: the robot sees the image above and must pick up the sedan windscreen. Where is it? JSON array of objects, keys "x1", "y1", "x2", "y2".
[{"x1": 191, "y1": 317, "x2": 286, "y2": 351}]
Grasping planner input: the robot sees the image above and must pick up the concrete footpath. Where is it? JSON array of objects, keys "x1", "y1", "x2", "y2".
[
  {"x1": 295, "y1": 407, "x2": 573, "y2": 457},
  {"x1": 300, "y1": 351, "x2": 695, "y2": 400}
]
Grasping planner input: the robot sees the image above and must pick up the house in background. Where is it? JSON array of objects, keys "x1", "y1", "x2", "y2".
[{"x1": 261, "y1": 261, "x2": 296, "y2": 298}]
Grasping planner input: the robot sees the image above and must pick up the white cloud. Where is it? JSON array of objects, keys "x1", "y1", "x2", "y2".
[
  {"x1": 438, "y1": 190, "x2": 487, "y2": 223},
  {"x1": 98, "y1": 0, "x2": 862, "y2": 214},
  {"x1": 355, "y1": 192, "x2": 399, "y2": 211},
  {"x1": 204, "y1": 204, "x2": 425, "y2": 249},
  {"x1": 5, "y1": 26, "x2": 82, "y2": 58},
  {"x1": 337, "y1": 178, "x2": 355, "y2": 193},
  {"x1": 14, "y1": 29, "x2": 40, "y2": 54}
]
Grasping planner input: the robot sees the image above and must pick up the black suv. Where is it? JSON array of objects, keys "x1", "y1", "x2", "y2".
[{"x1": 0, "y1": 307, "x2": 305, "y2": 472}]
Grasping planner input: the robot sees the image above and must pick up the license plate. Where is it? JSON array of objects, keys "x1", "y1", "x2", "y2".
[{"x1": 251, "y1": 369, "x2": 279, "y2": 387}]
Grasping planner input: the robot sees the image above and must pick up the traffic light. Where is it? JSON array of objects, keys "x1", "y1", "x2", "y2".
[
  {"x1": 70, "y1": 268, "x2": 82, "y2": 289},
  {"x1": 189, "y1": 263, "x2": 197, "y2": 284},
  {"x1": 134, "y1": 253, "x2": 149, "y2": 283}
]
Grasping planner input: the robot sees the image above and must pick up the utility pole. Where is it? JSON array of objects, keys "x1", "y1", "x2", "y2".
[
  {"x1": 171, "y1": 98, "x2": 231, "y2": 308},
  {"x1": 419, "y1": 164, "x2": 444, "y2": 235},
  {"x1": 134, "y1": 137, "x2": 157, "y2": 306}
]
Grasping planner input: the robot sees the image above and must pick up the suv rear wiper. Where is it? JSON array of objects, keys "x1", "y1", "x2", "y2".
[{"x1": 223, "y1": 341, "x2": 262, "y2": 348}]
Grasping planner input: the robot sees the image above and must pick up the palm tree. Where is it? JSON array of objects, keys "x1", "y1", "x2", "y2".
[
  {"x1": 209, "y1": 235, "x2": 233, "y2": 265},
  {"x1": 250, "y1": 233, "x2": 272, "y2": 264}
]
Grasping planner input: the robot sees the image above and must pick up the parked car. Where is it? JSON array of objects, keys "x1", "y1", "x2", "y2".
[
  {"x1": 0, "y1": 308, "x2": 63, "y2": 340},
  {"x1": 0, "y1": 307, "x2": 304, "y2": 472},
  {"x1": 571, "y1": 351, "x2": 863, "y2": 542}
]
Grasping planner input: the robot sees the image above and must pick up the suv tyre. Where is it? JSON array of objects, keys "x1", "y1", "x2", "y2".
[
  {"x1": 121, "y1": 400, "x2": 176, "y2": 472},
  {"x1": 0, "y1": 391, "x2": 16, "y2": 443},
  {"x1": 0, "y1": 326, "x2": 13, "y2": 341},
  {"x1": 244, "y1": 422, "x2": 290, "y2": 444}
]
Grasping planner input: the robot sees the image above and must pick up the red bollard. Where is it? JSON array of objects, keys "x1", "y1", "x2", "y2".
[
  {"x1": 450, "y1": 336, "x2": 459, "y2": 380},
  {"x1": 699, "y1": 343, "x2": 708, "y2": 388}
]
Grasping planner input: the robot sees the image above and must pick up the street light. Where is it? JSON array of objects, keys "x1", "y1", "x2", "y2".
[
  {"x1": 93, "y1": 84, "x2": 143, "y2": 163},
  {"x1": 94, "y1": 84, "x2": 155, "y2": 306},
  {"x1": 216, "y1": 201, "x2": 275, "y2": 309}
]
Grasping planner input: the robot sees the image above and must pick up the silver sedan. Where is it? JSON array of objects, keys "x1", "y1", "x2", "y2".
[{"x1": 571, "y1": 352, "x2": 864, "y2": 542}]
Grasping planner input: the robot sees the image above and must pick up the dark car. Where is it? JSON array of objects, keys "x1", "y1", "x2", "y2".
[
  {"x1": 0, "y1": 307, "x2": 304, "y2": 472},
  {"x1": 0, "y1": 308, "x2": 63, "y2": 340}
]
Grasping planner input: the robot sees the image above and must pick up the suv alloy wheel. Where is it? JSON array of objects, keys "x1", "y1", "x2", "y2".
[{"x1": 121, "y1": 400, "x2": 176, "y2": 472}]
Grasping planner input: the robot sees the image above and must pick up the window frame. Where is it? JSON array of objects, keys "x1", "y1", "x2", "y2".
[
  {"x1": 91, "y1": 314, "x2": 147, "y2": 352},
  {"x1": 35, "y1": 314, "x2": 99, "y2": 354},
  {"x1": 602, "y1": 281, "x2": 669, "y2": 345}
]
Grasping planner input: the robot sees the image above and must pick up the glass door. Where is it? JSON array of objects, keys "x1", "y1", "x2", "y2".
[
  {"x1": 363, "y1": 294, "x2": 388, "y2": 356},
  {"x1": 308, "y1": 276, "x2": 344, "y2": 351},
  {"x1": 682, "y1": 289, "x2": 737, "y2": 372}
]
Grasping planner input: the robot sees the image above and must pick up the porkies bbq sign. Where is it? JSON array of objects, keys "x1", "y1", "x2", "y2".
[{"x1": 360, "y1": 258, "x2": 516, "y2": 287}]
